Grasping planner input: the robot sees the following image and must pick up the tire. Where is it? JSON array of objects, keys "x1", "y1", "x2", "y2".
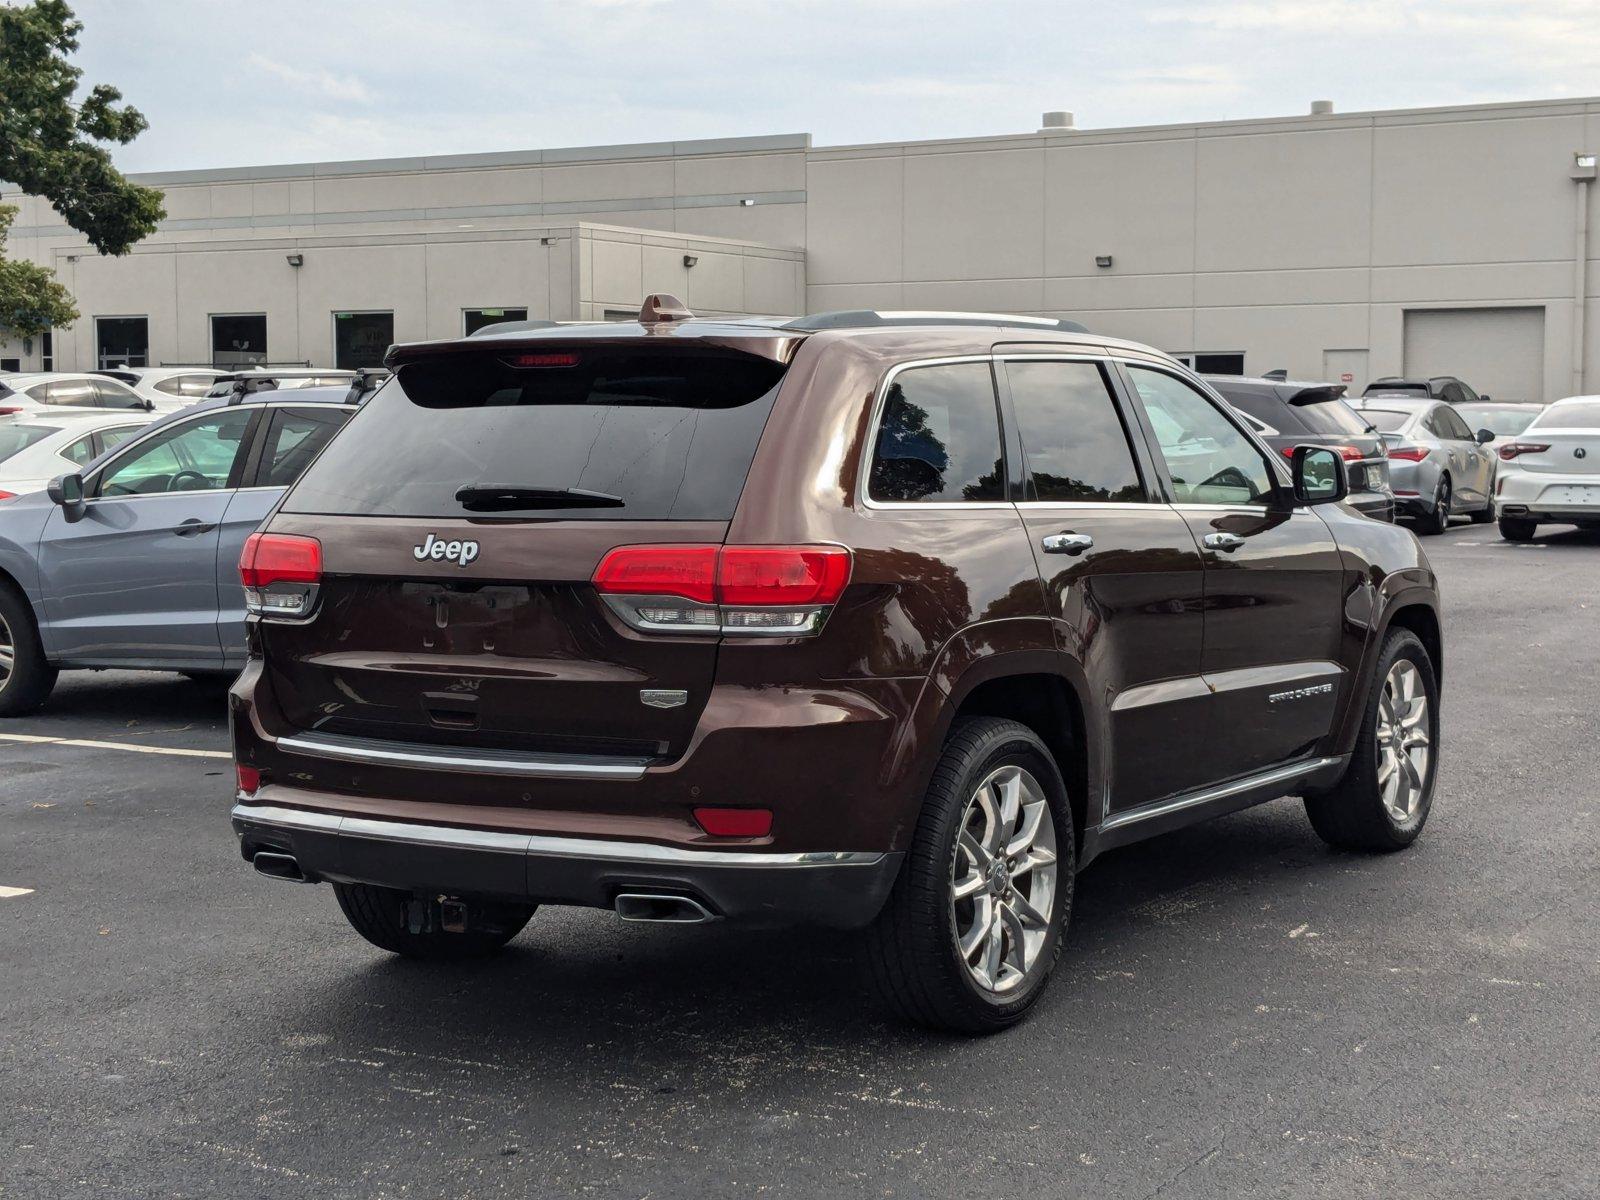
[
  {"x1": 1304, "y1": 628, "x2": 1439, "y2": 852},
  {"x1": 1468, "y1": 496, "x2": 1496, "y2": 525},
  {"x1": 333, "y1": 883, "x2": 535, "y2": 959},
  {"x1": 863, "y1": 717, "x2": 1075, "y2": 1033},
  {"x1": 1498, "y1": 515, "x2": 1537, "y2": 542},
  {"x1": 0, "y1": 584, "x2": 58, "y2": 718},
  {"x1": 1418, "y1": 475, "x2": 1452, "y2": 536}
]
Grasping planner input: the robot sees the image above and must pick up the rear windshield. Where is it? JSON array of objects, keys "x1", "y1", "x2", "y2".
[
  {"x1": 283, "y1": 347, "x2": 786, "y2": 520},
  {"x1": 1457, "y1": 404, "x2": 1538, "y2": 437},
  {"x1": 1295, "y1": 399, "x2": 1371, "y2": 437},
  {"x1": 1362, "y1": 409, "x2": 1414, "y2": 433},
  {"x1": 1533, "y1": 402, "x2": 1600, "y2": 429},
  {"x1": 0, "y1": 424, "x2": 55, "y2": 462}
]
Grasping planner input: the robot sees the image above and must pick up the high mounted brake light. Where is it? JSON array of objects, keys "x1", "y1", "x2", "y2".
[
  {"x1": 592, "y1": 544, "x2": 851, "y2": 637},
  {"x1": 501, "y1": 352, "x2": 582, "y2": 368},
  {"x1": 240, "y1": 532, "x2": 323, "y2": 620}
]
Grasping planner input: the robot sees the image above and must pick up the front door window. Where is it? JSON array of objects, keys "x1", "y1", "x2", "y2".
[
  {"x1": 1127, "y1": 367, "x2": 1277, "y2": 505},
  {"x1": 96, "y1": 410, "x2": 253, "y2": 497}
]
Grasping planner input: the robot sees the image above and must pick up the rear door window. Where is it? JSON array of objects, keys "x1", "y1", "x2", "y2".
[
  {"x1": 869, "y1": 362, "x2": 1005, "y2": 503},
  {"x1": 1004, "y1": 360, "x2": 1145, "y2": 503},
  {"x1": 255, "y1": 407, "x2": 350, "y2": 488},
  {"x1": 284, "y1": 347, "x2": 786, "y2": 520},
  {"x1": 1294, "y1": 399, "x2": 1371, "y2": 437}
]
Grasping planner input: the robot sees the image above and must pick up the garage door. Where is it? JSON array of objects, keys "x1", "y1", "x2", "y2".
[{"x1": 1403, "y1": 307, "x2": 1545, "y2": 402}]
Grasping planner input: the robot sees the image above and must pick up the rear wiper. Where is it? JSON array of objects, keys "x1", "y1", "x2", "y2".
[{"x1": 453, "y1": 483, "x2": 624, "y2": 511}]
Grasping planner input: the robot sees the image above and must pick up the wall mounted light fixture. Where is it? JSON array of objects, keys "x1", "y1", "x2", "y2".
[
  {"x1": 739, "y1": 198, "x2": 755, "y2": 207},
  {"x1": 285, "y1": 253, "x2": 304, "y2": 267},
  {"x1": 1095, "y1": 255, "x2": 1114, "y2": 269},
  {"x1": 683, "y1": 255, "x2": 699, "y2": 268}
]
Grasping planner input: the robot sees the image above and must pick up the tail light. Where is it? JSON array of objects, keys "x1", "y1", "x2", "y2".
[
  {"x1": 1386, "y1": 444, "x2": 1429, "y2": 462},
  {"x1": 239, "y1": 532, "x2": 322, "y2": 620},
  {"x1": 236, "y1": 764, "x2": 263, "y2": 795},
  {"x1": 593, "y1": 544, "x2": 851, "y2": 637},
  {"x1": 1497, "y1": 441, "x2": 1550, "y2": 461},
  {"x1": 1281, "y1": 444, "x2": 1364, "y2": 462},
  {"x1": 0, "y1": 490, "x2": 15, "y2": 502},
  {"x1": 0, "y1": 406, "x2": 22, "y2": 415}
]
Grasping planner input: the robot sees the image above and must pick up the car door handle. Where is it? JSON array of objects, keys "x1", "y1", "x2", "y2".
[
  {"x1": 1203, "y1": 532, "x2": 1247, "y2": 552},
  {"x1": 1041, "y1": 532, "x2": 1094, "y2": 556},
  {"x1": 173, "y1": 518, "x2": 215, "y2": 537}
]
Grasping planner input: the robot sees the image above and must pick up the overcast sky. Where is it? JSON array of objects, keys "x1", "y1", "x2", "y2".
[{"x1": 68, "y1": 0, "x2": 1600, "y2": 173}]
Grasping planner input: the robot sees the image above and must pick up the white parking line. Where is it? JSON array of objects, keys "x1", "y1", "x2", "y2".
[
  {"x1": 0, "y1": 886, "x2": 35, "y2": 899},
  {"x1": 0, "y1": 733, "x2": 229, "y2": 760}
]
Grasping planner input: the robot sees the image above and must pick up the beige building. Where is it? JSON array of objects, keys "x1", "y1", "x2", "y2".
[{"x1": 5, "y1": 96, "x2": 1600, "y2": 401}]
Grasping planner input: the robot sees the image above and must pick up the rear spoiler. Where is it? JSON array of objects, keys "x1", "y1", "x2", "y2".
[{"x1": 1286, "y1": 384, "x2": 1348, "y2": 406}]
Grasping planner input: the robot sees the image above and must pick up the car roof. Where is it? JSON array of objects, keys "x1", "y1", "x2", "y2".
[
  {"x1": 389, "y1": 312, "x2": 1156, "y2": 372},
  {"x1": 1, "y1": 371, "x2": 103, "y2": 386},
  {"x1": 4, "y1": 408, "x2": 152, "y2": 427}
]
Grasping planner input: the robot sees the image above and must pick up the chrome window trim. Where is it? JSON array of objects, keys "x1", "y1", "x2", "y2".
[
  {"x1": 233, "y1": 803, "x2": 887, "y2": 868},
  {"x1": 277, "y1": 730, "x2": 651, "y2": 780},
  {"x1": 857, "y1": 354, "x2": 1007, "y2": 512},
  {"x1": 1100, "y1": 756, "x2": 1342, "y2": 833}
]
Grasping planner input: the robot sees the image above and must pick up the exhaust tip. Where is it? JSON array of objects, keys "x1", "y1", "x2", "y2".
[
  {"x1": 614, "y1": 892, "x2": 717, "y2": 924},
  {"x1": 252, "y1": 850, "x2": 313, "y2": 884}
]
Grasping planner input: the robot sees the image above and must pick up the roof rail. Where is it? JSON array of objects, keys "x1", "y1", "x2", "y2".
[{"x1": 781, "y1": 310, "x2": 1088, "y2": 334}]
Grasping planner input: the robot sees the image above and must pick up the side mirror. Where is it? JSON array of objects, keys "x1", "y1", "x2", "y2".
[
  {"x1": 1291, "y1": 445, "x2": 1347, "y2": 505},
  {"x1": 1479, "y1": 394, "x2": 1491, "y2": 402},
  {"x1": 47, "y1": 472, "x2": 86, "y2": 521},
  {"x1": 1476, "y1": 428, "x2": 1495, "y2": 445},
  {"x1": 143, "y1": 399, "x2": 156, "y2": 412}
]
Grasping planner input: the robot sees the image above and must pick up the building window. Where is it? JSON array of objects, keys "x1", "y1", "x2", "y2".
[
  {"x1": 41, "y1": 329, "x2": 53, "y2": 371},
  {"x1": 463, "y1": 307, "x2": 529, "y2": 335},
  {"x1": 0, "y1": 358, "x2": 19, "y2": 372},
  {"x1": 211, "y1": 313, "x2": 268, "y2": 367},
  {"x1": 96, "y1": 316, "x2": 149, "y2": 369},
  {"x1": 603, "y1": 308, "x2": 638, "y2": 321},
  {"x1": 1171, "y1": 352, "x2": 1246, "y2": 376},
  {"x1": 333, "y1": 311, "x2": 394, "y2": 370}
]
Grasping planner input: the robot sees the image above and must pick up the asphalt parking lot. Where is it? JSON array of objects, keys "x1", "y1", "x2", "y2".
[{"x1": 3, "y1": 523, "x2": 1598, "y2": 1200}]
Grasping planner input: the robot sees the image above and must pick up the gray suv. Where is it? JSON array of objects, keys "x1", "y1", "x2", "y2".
[{"x1": 0, "y1": 388, "x2": 354, "y2": 714}]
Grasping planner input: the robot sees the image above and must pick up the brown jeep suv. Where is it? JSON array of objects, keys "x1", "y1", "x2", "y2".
[{"x1": 231, "y1": 300, "x2": 1443, "y2": 1032}]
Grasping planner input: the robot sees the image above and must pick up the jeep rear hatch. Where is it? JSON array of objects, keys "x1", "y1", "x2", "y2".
[{"x1": 257, "y1": 341, "x2": 791, "y2": 761}]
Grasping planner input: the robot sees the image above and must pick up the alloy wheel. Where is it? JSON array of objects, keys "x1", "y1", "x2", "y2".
[
  {"x1": 0, "y1": 611, "x2": 13, "y2": 683},
  {"x1": 1375, "y1": 660, "x2": 1431, "y2": 823},
  {"x1": 950, "y1": 764, "x2": 1058, "y2": 993}
]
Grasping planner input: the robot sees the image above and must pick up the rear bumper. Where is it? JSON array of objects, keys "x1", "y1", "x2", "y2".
[
  {"x1": 233, "y1": 799, "x2": 903, "y2": 928},
  {"x1": 1497, "y1": 470, "x2": 1600, "y2": 520},
  {"x1": 1347, "y1": 491, "x2": 1395, "y2": 522}
]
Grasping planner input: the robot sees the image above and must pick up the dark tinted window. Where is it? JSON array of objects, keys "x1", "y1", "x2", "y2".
[
  {"x1": 869, "y1": 362, "x2": 1004, "y2": 503},
  {"x1": 1006, "y1": 361, "x2": 1144, "y2": 503},
  {"x1": 1193, "y1": 352, "x2": 1245, "y2": 375},
  {"x1": 1295, "y1": 399, "x2": 1371, "y2": 436},
  {"x1": 257, "y1": 407, "x2": 350, "y2": 488},
  {"x1": 1212, "y1": 384, "x2": 1302, "y2": 433},
  {"x1": 1437, "y1": 407, "x2": 1474, "y2": 441},
  {"x1": 92, "y1": 379, "x2": 145, "y2": 410},
  {"x1": 285, "y1": 348, "x2": 785, "y2": 520}
]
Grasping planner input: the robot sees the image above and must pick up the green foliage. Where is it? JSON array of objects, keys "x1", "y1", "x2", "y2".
[
  {"x1": 0, "y1": 0, "x2": 166, "y2": 255},
  {"x1": 0, "y1": 205, "x2": 78, "y2": 337},
  {"x1": 0, "y1": 2, "x2": 165, "y2": 343}
]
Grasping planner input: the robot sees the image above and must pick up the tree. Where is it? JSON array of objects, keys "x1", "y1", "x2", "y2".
[
  {"x1": 0, "y1": 0, "x2": 165, "y2": 343},
  {"x1": 0, "y1": 205, "x2": 78, "y2": 337}
]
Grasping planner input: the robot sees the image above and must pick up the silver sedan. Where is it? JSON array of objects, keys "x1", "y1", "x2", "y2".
[{"x1": 1351, "y1": 395, "x2": 1497, "y2": 534}]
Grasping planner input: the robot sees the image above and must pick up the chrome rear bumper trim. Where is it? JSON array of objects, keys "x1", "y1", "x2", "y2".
[
  {"x1": 276, "y1": 730, "x2": 651, "y2": 780},
  {"x1": 232, "y1": 803, "x2": 887, "y2": 869}
]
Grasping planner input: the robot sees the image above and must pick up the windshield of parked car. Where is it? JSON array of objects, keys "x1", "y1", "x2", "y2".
[
  {"x1": 1532, "y1": 402, "x2": 1600, "y2": 429},
  {"x1": 1361, "y1": 409, "x2": 1414, "y2": 433},
  {"x1": 0, "y1": 424, "x2": 56, "y2": 462},
  {"x1": 1456, "y1": 404, "x2": 1538, "y2": 437}
]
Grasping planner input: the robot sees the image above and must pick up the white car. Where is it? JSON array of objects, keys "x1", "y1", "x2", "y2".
[
  {"x1": 1494, "y1": 395, "x2": 1600, "y2": 541},
  {"x1": 0, "y1": 371, "x2": 155, "y2": 415},
  {"x1": 0, "y1": 409, "x2": 157, "y2": 499},
  {"x1": 95, "y1": 367, "x2": 229, "y2": 410}
]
